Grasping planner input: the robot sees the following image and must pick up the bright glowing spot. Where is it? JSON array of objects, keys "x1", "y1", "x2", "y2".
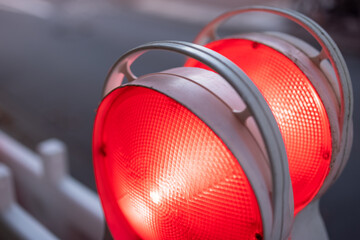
[{"x1": 150, "y1": 191, "x2": 161, "y2": 204}]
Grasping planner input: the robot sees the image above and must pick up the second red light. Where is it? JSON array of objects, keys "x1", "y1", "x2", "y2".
[{"x1": 186, "y1": 38, "x2": 332, "y2": 214}]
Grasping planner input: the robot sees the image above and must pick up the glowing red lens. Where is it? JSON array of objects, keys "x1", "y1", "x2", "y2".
[
  {"x1": 93, "y1": 86, "x2": 263, "y2": 239},
  {"x1": 186, "y1": 39, "x2": 332, "y2": 214}
]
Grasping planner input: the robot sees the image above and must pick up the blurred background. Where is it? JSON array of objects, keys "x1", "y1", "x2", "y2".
[{"x1": 0, "y1": 0, "x2": 359, "y2": 239}]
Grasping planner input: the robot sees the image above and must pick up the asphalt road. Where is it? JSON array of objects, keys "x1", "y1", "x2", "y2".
[{"x1": 0, "y1": 5, "x2": 359, "y2": 239}]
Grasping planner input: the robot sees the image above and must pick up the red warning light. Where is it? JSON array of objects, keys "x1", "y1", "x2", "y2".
[
  {"x1": 185, "y1": 38, "x2": 332, "y2": 214},
  {"x1": 93, "y1": 6, "x2": 353, "y2": 240},
  {"x1": 93, "y1": 86, "x2": 263, "y2": 239}
]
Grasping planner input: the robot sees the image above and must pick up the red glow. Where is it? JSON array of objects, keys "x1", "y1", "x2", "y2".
[
  {"x1": 93, "y1": 86, "x2": 263, "y2": 240},
  {"x1": 186, "y1": 39, "x2": 332, "y2": 214}
]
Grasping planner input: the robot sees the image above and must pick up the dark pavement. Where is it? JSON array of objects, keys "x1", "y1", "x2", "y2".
[{"x1": 0, "y1": 4, "x2": 359, "y2": 239}]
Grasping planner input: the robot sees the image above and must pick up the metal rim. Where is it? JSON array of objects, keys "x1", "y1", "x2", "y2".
[{"x1": 103, "y1": 40, "x2": 293, "y2": 240}]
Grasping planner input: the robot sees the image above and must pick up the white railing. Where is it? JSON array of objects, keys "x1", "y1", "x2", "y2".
[{"x1": 0, "y1": 130, "x2": 104, "y2": 240}]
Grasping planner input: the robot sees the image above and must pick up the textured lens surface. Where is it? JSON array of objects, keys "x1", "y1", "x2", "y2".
[
  {"x1": 186, "y1": 39, "x2": 332, "y2": 214},
  {"x1": 93, "y1": 86, "x2": 262, "y2": 240}
]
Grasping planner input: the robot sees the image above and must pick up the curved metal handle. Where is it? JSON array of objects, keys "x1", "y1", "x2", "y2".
[
  {"x1": 103, "y1": 40, "x2": 293, "y2": 240},
  {"x1": 193, "y1": 5, "x2": 352, "y2": 137}
]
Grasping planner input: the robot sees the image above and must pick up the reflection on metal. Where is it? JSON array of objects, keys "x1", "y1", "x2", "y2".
[{"x1": 291, "y1": 199, "x2": 329, "y2": 240}]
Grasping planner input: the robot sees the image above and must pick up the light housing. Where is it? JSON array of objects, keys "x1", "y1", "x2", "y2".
[{"x1": 93, "y1": 6, "x2": 353, "y2": 240}]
